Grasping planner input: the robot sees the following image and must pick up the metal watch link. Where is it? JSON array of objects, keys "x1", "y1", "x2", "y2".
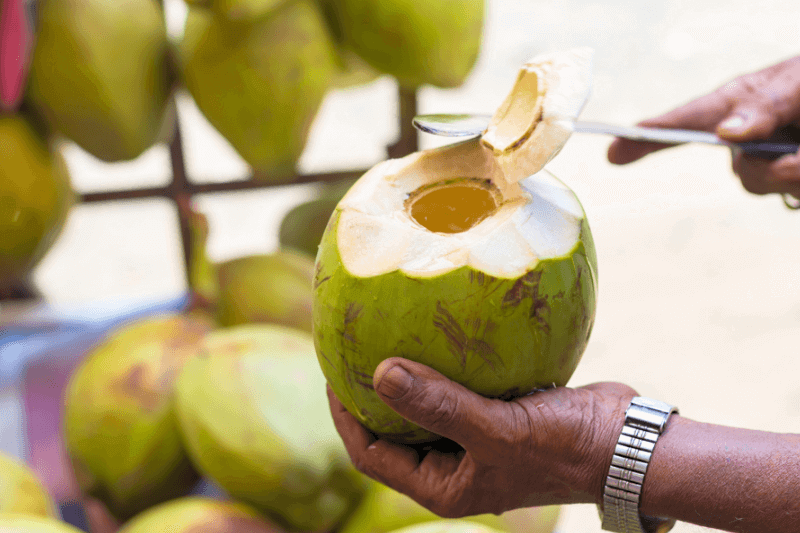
[{"x1": 599, "y1": 396, "x2": 679, "y2": 533}]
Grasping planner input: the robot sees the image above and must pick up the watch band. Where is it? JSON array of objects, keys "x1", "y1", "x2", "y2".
[{"x1": 599, "y1": 396, "x2": 679, "y2": 533}]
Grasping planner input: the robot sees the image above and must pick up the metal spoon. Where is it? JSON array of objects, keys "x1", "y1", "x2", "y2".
[{"x1": 412, "y1": 113, "x2": 800, "y2": 160}]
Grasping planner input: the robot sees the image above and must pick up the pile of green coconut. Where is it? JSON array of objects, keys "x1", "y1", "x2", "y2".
[
  {"x1": 2, "y1": 0, "x2": 484, "y2": 296},
  {"x1": 2, "y1": 0, "x2": 599, "y2": 529}
]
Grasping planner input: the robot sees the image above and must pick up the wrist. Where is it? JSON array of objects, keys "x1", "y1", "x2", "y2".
[
  {"x1": 598, "y1": 396, "x2": 679, "y2": 533},
  {"x1": 580, "y1": 394, "x2": 634, "y2": 507},
  {"x1": 636, "y1": 414, "x2": 686, "y2": 519}
]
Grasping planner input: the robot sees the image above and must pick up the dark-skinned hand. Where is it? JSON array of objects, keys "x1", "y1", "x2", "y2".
[
  {"x1": 327, "y1": 357, "x2": 638, "y2": 518},
  {"x1": 607, "y1": 55, "x2": 800, "y2": 200}
]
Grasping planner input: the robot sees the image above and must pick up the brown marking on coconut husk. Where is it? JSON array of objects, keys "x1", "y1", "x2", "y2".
[
  {"x1": 502, "y1": 270, "x2": 551, "y2": 332},
  {"x1": 352, "y1": 367, "x2": 375, "y2": 390},
  {"x1": 313, "y1": 274, "x2": 331, "y2": 290},
  {"x1": 432, "y1": 302, "x2": 502, "y2": 372},
  {"x1": 157, "y1": 319, "x2": 211, "y2": 380},
  {"x1": 340, "y1": 328, "x2": 357, "y2": 346},
  {"x1": 313, "y1": 261, "x2": 330, "y2": 290},
  {"x1": 470, "y1": 338, "x2": 500, "y2": 372},
  {"x1": 502, "y1": 269, "x2": 541, "y2": 308},
  {"x1": 432, "y1": 301, "x2": 468, "y2": 367},
  {"x1": 344, "y1": 302, "x2": 362, "y2": 325},
  {"x1": 558, "y1": 267, "x2": 593, "y2": 370},
  {"x1": 112, "y1": 324, "x2": 206, "y2": 414},
  {"x1": 317, "y1": 349, "x2": 337, "y2": 373},
  {"x1": 114, "y1": 364, "x2": 164, "y2": 413},
  {"x1": 530, "y1": 296, "x2": 550, "y2": 331},
  {"x1": 340, "y1": 302, "x2": 363, "y2": 347},
  {"x1": 183, "y1": 512, "x2": 282, "y2": 533},
  {"x1": 469, "y1": 270, "x2": 491, "y2": 286},
  {"x1": 451, "y1": 272, "x2": 503, "y2": 306}
]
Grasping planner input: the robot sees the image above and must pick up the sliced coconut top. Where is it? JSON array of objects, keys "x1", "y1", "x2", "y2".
[
  {"x1": 336, "y1": 139, "x2": 585, "y2": 279},
  {"x1": 334, "y1": 48, "x2": 592, "y2": 279},
  {"x1": 481, "y1": 47, "x2": 593, "y2": 186}
]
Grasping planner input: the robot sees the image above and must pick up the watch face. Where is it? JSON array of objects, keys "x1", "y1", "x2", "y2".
[
  {"x1": 603, "y1": 397, "x2": 680, "y2": 533},
  {"x1": 631, "y1": 396, "x2": 673, "y2": 412}
]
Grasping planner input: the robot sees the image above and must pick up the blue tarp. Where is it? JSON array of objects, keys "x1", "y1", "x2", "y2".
[{"x1": 0, "y1": 293, "x2": 189, "y2": 388}]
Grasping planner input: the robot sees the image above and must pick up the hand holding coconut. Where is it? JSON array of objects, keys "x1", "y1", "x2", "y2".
[
  {"x1": 608, "y1": 55, "x2": 800, "y2": 203},
  {"x1": 318, "y1": 49, "x2": 800, "y2": 533},
  {"x1": 328, "y1": 358, "x2": 800, "y2": 533},
  {"x1": 328, "y1": 366, "x2": 636, "y2": 514}
]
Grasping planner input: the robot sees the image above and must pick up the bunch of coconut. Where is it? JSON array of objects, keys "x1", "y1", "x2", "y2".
[
  {"x1": 340, "y1": 480, "x2": 561, "y2": 533},
  {"x1": 313, "y1": 0, "x2": 485, "y2": 89},
  {"x1": 177, "y1": 1, "x2": 339, "y2": 180},
  {"x1": 171, "y1": 324, "x2": 369, "y2": 531},
  {"x1": 62, "y1": 314, "x2": 215, "y2": 521},
  {"x1": 24, "y1": 0, "x2": 176, "y2": 163},
  {"x1": 61, "y1": 294, "x2": 365, "y2": 531},
  {"x1": 0, "y1": 451, "x2": 59, "y2": 518},
  {"x1": 184, "y1": 205, "x2": 316, "y2": 331},
  {"x1": 177, "y1": 0, "x2": 484, "y2": 179},
  {"x1": 116, "y1": 496, "x2": 285, "y2": 533},
  {"x1": 313, "y1": 47, "x2": 597, "y2": 443},
  {"x1": 0, "y1": 451, "x2": 87, "y2": 533},
  {"x1": 0, "y1": 112, "x2": 74, "y2": 297}
]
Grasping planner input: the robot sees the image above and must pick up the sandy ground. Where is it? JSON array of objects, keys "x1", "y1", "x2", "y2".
[{"x1": 12, "y1": 0, "x2": 800, "y2": 531}]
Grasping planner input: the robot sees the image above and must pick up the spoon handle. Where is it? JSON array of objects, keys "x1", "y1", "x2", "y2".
[{"x1": 411, "y1": 114, "x2": 800, "y2": 160}]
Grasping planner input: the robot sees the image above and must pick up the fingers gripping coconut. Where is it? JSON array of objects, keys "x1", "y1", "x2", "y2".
[{"x1": 313, "y1": 48, "x2": 596, "y2": 444}]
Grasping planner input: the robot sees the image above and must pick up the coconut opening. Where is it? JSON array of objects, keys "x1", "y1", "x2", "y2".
[
  {"x1": 405, "y1": 178, "x2": 500, "y2": 234},
  {"x1": 484, "y1": 69, "x2": 545, "y2": 153}
]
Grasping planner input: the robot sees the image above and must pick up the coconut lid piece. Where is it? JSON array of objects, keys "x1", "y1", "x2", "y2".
[
  {"x1": 335, "y1": 48, "x2": 593, "y2": 280},
  {"x1": 481, "y1": 47, "x2": 593, "y2": 185}
]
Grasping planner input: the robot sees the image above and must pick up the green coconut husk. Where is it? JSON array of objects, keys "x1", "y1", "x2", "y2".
[
  {"x1": 174, "y1": 325, "x2": 368, "y2": 532},
  {"x1": 0, "y1": 115, "x2": 73, "y2": 286},
  {"x1": 117, "y1": 497, "x2": 285, "y2": 533},
  {"x1": 63, "y1": 315, "x2": 213, "y2": 520},
  {"x1": 0, "y1": 453, "x2": 58, "y2": 519}
]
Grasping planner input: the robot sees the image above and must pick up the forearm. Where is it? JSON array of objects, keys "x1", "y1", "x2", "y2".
[{"x1": 639, "y1": 415, "x2": 800, "y2": 532}]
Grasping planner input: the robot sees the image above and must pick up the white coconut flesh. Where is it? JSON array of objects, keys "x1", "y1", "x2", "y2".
[{"x1": 335, "y1": 47, "x2": 593, "y2": 280}]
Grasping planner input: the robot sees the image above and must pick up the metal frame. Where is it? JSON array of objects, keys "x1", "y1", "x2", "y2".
[{"x1": 1, "y1": 87, "x2": 419, "y2": 302}]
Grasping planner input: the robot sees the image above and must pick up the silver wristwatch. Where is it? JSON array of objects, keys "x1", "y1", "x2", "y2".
[{"x1": 599, "y1": 396, "x2": 679, "y2": 533}]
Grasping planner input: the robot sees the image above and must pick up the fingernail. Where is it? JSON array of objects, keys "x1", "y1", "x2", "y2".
[
  {"x1": 719, "y1": 115, "x2": 747, "y2": 132},
  {"x1": 377, "y1": 365, "x2": 413, "y2": 400}
]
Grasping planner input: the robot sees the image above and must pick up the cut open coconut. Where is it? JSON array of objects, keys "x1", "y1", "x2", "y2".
[{"x1": 313, "y1": 48, "x2": 597, "y2": 443}]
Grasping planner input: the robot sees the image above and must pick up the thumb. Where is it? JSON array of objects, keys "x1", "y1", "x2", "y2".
[
  {"x1": 717, "y1": 107, "x2": 779, "y2": 141},
  {"x1": 373, "y1": 358, "x2": 512, "y2": 455}
]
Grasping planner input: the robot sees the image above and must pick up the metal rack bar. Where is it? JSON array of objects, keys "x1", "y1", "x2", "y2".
[{"x1": 0, "y1": 85, "x2": 419, "y2": 302}]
